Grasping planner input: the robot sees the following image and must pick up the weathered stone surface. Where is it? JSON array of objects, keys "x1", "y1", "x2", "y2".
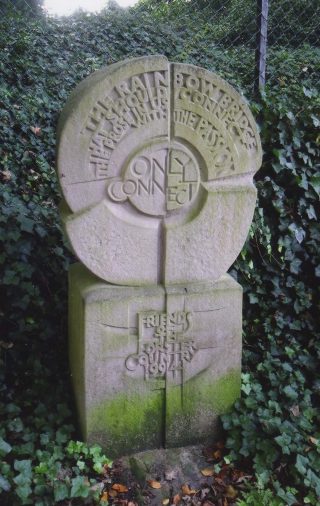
[
  {"x1": 57, "y1": 56, "x2": 261, "y2": 285},
  {"x1": 69, "y1": 263, "x2": 242, "y2": 457},
  {"x1": 117, "y1": 444, "x2": 214, "y2": 505},
  {"x1": 60, "y1": 56, "x2": 262, "y2": 455}
]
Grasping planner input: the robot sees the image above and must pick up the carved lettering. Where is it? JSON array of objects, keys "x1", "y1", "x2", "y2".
[
  {"x1": 66, "y1": 60, "x2": 261, "y2": 221},
  {"x1": 174, "y1": 109, "x2": 234, "y2": 175},
  {"x1": 83, "y1": 71, "x2": 169, "y2": 178},
  {"x1": 126, "y1": 311, "x2": 196, "y2": 380},
  {"x1": 174, "y1": 71, "x2": 258, "y2": 154},
  {"x1": 106, "y1": 146, "x2": 200, "y2": 215}
]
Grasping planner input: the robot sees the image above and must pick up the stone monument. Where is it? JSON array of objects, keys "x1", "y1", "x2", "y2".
[{"x1": 57, "y1": 56, "x2": 262, "y2": 457}]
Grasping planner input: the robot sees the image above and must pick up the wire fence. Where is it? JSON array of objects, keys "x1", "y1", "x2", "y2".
[{"x1": 0, "y1": 0, "x2": 319, "y2": 98}]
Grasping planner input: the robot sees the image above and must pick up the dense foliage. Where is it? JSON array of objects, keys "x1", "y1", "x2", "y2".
[
  {"x1": 0, "y1": 2, "x2": 319, "y2": 504},
  {"x1": 223, "y1": 87, "x2": 320, "y2": 504},
  {"x1": 137, "y1": 0, "x2": 320, "y2": 47}
]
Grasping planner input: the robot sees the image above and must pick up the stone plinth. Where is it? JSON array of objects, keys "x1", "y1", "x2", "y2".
[{"x1": 69, "y1": 264, "x2": 242, "y2": 457}]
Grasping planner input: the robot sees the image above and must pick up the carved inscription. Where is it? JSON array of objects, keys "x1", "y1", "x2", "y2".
[
  {"x1": 58, "y1": 57, "x2": 262, "y2": 286},
  {"x1": 125, "y1": 311, "x2": 197, "y2": 380},
  {"x1": 84, "y1": 71, "x2": 168, "y2": 179},
  {"x1": 174, "y1": 109, "x2": 233, "y2": 175},
  {"x1": 173, "y1": 71, "x2": 259, "y2": 177},
  {"x1": 167, "y1": 149, "x2": 199, "y2": 211},
  {"x1": 174, "y1": 71, "x2": 258, "y2": 151},
  {"x1": 107, "y1": 146, "x2": 200, "y2": 216},
  {"x1": 76, "y1": 61, "x2": 261, "y2": 212}
]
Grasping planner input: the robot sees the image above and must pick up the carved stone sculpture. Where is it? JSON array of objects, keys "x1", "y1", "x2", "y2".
[{"x1": 57, "y1": 56, "x2": 261, "y2": 456}]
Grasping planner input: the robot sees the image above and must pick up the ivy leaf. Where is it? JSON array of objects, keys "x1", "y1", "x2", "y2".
[
  {"x1": 55, "y1": 428, "x2": 69, "y2": 444},
  {"x1": 276, "y1": 487, "x2": 298, "y2": 506},
  {"x1": 286, "y1": 111, "x2": 295, "y2": 123},
  {"x1": 295, "y1": 454, "x2": 308, "y2": 475},
  {"x1": 295, "y1": 228, "x2": 305, "y2": 244},
  {"x1": 256, "y1": 470, "x2": 271, "y2": 487},
  {"x1": 0, "y1": 475, "x2": 11, "y2": 492},
  {"x1": 298, "y1": 173, "x2": 308, "y2": 190},
  {"x1": 19, "y1": 216, "x2": 34, "y2": 233},
  {"x1": 248, "y1": 293, "x2": 259, "y2": 304},
  {"x1": 275, "y1": 434, "x2": 292, "y2": 454},
  {"x1": 306, "y1": 205, "x2": 316, "y2": 220},
  {"x1": 310, "y1": 176, "x2": 320, "y2": 197},
  {"x1": 241, "y1": 383, "x2": 251, "y2": 395},
  {"x1": 283, "y1": 385, "x2": 298, "y2": 400},
  {"x1": 76, "y1": 459, "x2": 86, "y2": 471},
  {"x1": 289, "y1": 223, "x2": 305, "y2": 244},
  {"x1": 16, "y1": 483, "x2": 32, "y2": 502},
  {"x1": 54, "y1": 481, "x2": 69, "y2": 502},
  {"x1": 70, "y1": 476, "x2": 90, "y2": 498},
  {"x1": 14, "y1": 459, "x2": 32, "y2": 478},
  {"x1": 8, "y1": 418, "x2": 24, "y2": 433},
  {"x1": 302, "y1": 86, "x2": 313, "y2": 98},
  {"x1": 290, "y1": 258, "x2": 302, "y2": 274},
  {"x1": 0, "y1": 437, "x2": 12, "y2": 457}
]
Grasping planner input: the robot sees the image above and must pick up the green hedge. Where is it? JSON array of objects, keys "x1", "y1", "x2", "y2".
[{"x1": 223, "y1": 88, "x2": 320, "y2": 505}]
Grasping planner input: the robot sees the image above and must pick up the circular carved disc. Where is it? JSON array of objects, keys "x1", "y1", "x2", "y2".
[{"x1": 57, "y1": 56, "x2": 262, "y2": 285}]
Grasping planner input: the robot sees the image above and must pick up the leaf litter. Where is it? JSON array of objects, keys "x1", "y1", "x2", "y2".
[{"x1": 104, "y1": 440, "x2": 253, "y2": 505}]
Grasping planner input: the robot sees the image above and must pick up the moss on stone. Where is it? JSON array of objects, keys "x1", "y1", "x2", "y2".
[
  {"x1": 209, "y1": 368, "x2": 241, "y2": 413},
  {"x1": 165, "y1": 368, "x2": 240, "y2": 447},
  {"x1": 87, "y1": 385, "x2": 164, "y2": 456},
  {"x1": 87, "y1": 368, "x2": 240, "y2": 455}
]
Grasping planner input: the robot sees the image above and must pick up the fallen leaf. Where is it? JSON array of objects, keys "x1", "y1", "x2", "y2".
[
  {"x1": 309, "y1": 436, "x2": 318, "y2": 445},
  {"x1": 181, "y1": 484, "x2": 197, "y2": 495},
  {"x1": 200, "y1": 487, "x2": 210, "y2": 499},
  {"x1": 213, "y1": 449, "x2": 222, "y2": 460},
  {"x1": 225, "y1": 485, "x2": 238, "y2": 499},
  {"x1": 128, "y1": 502, "x2": 138, "y2": 506},
  {"x1": 162, "y1": 499, "x2": 170, "y2": 505},
  {"x1": 103, "y1": 463, "x2": 111, "y2": 472},
  {"x1": 108, "y1": 489, "x2": 118, "y2": 498},
  {"x1": 173, "y1": 494, "x2": 181, "y2": 504},
  {"x1": 290, "y1": 405, "x2": 300, "y2": 417},
  {"x1": 235, "y1": 474, "x2": 253, "y2": 484},
  {"x1": 100, "y1": 491, "x2": 109, "y2": 502},
  {"x1": 203, "y1": 502, "x2": 215, "y2": 506},
  {"x1": 217, "y1": 464, "x2": 229, "y2": 480},
  {"x1": 91, "y1": 483, "x2": 103, "y2": 493},
  {"x1": 200, "y1": 467, "x2": 215, "y2": 477},
  {"x1": 30, "y1": 126, "x2": 41, "y2": 136},
  {"x1": 0, "y1": 170, "x2": 12, "y2": 182},
  {"x1": 148, "y1": 479, "x2": 161, "y2": 489},
  {"x1": 0, "y1": 341, "x2": 14, "y2": 349},
  {"x1": 112, "y1": 483, "x2": 128, "y2": 493}
]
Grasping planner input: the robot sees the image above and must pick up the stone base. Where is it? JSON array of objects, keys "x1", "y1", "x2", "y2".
[
  {"x1": 69, "y1": 263, "x2": 242, "y2": 457},
  {"x1": 116, "y1": 444, "x2": 215, "y2": 506}
]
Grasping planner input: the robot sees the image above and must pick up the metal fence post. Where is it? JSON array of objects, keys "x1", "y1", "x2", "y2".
[{"x1": 254, "y1": 0, "x2": 269, "y2": 96}]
